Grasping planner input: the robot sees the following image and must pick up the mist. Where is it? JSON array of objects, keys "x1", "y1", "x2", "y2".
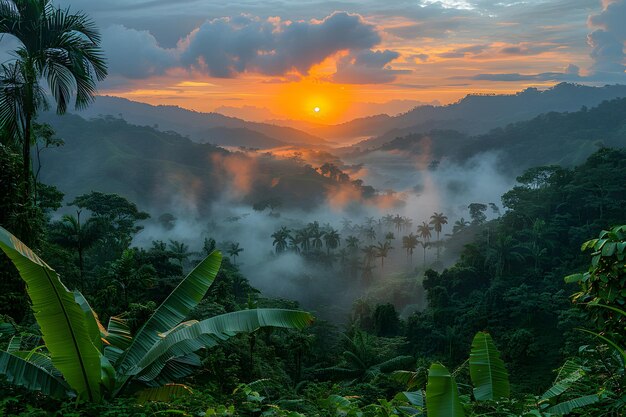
[{"x1": 131, "y1": 147, "x2": 515, "y2": 321}]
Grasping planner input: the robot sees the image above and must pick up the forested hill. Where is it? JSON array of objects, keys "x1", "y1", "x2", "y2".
[
  {"x1": 356, "y1": 97, "x2": 626, "y2": 175},
  {"x1": 72, "y1": 95, "x2": 328, "y2": 148},
  {"x1": 36, "y1": 114, "x2": 369, "y2": 213},
  {"x1": 328, "y1": 83, "x2": 626, "y2": 143}
]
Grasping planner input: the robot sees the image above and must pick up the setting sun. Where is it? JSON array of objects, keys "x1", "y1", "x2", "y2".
[{"x1": 274, "y1": 79, "x2": 353, "y2": 122}]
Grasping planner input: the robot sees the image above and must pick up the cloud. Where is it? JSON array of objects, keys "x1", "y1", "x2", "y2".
[
  {"x1": 438, "y1": 44, "x2": 490, "y2": 58},
  {"x1": 102, "y1": 25, "x2": 177, "y2": 79},
  {"x1": 331, "y1": 49, "x2": 411, "y2": 84},
  {"x1": 179, "y1": 12, "x2": 381, "y2": 77},
  {"x1": 100, "y1": 12, "x2": 402, "y2": 84},
  {"x1": 386, "y1": 20, "x2": 462, "y2": 39},
  {"x1": 587, "y1": 0, "x2": 626, "y2": 77},
  {"x1": 466, "y1": 64, "x2": 581, "y2": 82}
]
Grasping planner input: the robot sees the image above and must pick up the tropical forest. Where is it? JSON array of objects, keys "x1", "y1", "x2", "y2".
[{"x1": 0, "y1": 0, "x2": 625, "y2": 416}]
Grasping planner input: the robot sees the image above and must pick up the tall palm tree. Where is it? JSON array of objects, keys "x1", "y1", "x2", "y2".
[
  {"x1": 227, "y1": 242, "x2": 244, "y2": 265},
  {"x1": 402, "y1": 233, "x2": 418, "y2": 265},
  {"x1": 0, "y1": 0, "x2": 107, "y2": 197},
  {"x1": 392, "y1": 214, "x2": 403, "y2": 233},
  {"x1": 429, "y1": 212, "x2": 448, "y2": 260},
  {"x1": 417, "y1": 221, "x2": 432, "y2": 241},
  {"x1": 374, "y1": 240, "x2": 392, "y2": 273},
  {"x1": 52, "y1": 211, "x2": 100, "y2": 290},
  {"x1": 323, "y1": 228, "x2": 340, "y2": 255}
]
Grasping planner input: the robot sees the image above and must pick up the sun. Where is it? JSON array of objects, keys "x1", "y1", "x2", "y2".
[{"x1": 314, "y1": 106, "x2": 320, "y2": 113}]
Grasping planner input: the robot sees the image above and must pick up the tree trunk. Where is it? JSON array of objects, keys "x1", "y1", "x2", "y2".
[{"x1": 23, "y1": 111, "x2": 32, "y2": 200}]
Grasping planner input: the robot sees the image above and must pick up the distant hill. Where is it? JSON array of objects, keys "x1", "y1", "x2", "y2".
[
  {"x1": 348, "y1": 97, "x2": 626, "y2": 175},
  {"x1": 72, "y1": 96, "x2": 329, "y2": 148},
  {"x1": 318, "y1": 83, "x2": 626, "y2": 145},
  {"x1": 37, "y1": 114, "x2": 374, "y2": 214}
]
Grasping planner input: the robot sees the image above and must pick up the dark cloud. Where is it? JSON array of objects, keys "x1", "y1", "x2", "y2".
[
  {"x1": 332, "y1": 49, "x2": 410, "y2": 84},
  {"x1": 102, "y1": 25, "x2": 177, "y2": 79},
  {"x1": 587, "y1": 0, "x2": 626, "y2": 77},
  {"x1": 179, "y1": 12, "x2": 381, "y2": 77}
]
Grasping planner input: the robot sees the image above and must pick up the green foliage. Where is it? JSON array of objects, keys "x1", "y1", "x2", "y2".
[
  {"x1": 469, "y1": 332, "x2": 510, "y2": 401},
  {"x1": 425, "y1": 363, "x2": 464, "y2": 417},
  {"x1": 0, "y1": 226, "x2": 313, "y2": 403},
  {"x1": 566, "y1": 224, "x2": 626, "y2": 342}
]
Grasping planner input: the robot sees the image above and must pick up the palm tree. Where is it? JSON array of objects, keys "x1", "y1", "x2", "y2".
[
  {"x1": 323, "y1": 228, "x2": 340, "y2": 255},
  {"x1": 271, "y1": 226, "x2": 290, "y2": 254},
  {"x1": 417, "y1": 221, "x2": 432, "y2": 241},
  {"x1": 311, "y1": 229, "x2": 324, "y2": 251},
  {"x1": 374, "y1": 240, "x2": 393, "y2": 273},
  {"x1": 0, "y1": 0, "x2": 107, "y2": 197},
  {"x1": 452, "y1": 218, "x2": 470, "y2": 234},
  {"x1": 51, "y1": 211, "x2": 100, "y2": 290},
  {"x1": 392, "y1": 214, "x2": 403, "y2": 233},
  {"x1": 385, "y1": 232, "x2": 395, "y2": 242},
  {"x1": 429, "y1": 212, "x2": 448, "y2": 240},
  {"x1": 364, "y1": 227, "x2": 376, "y2": 243},
  {"x1": 295, "y1": 228, "x2": 311, "y2": 252},
  {"x1": 288, "y1": 235, "x2": 302, "y2": 254},
  {"x1": 382, "y1": 214, "x2": 394, "y2": 231},
  {"x1": 346, "y1": 236, "x2": 360, "y2": 251},
  {"x1": 227, "y1": 242, "x2": 243, "y2": 265},
  {"x1": 429, "y1": 212, "x2": 448, "y2": 260},
  {"x1": 402, "y1": 233, "x2": 418, "y2": 264}
]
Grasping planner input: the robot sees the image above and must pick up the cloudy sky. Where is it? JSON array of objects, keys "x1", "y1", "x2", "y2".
[{"x1": 43, "y1": 0, "x2": 626, "y2": 121}]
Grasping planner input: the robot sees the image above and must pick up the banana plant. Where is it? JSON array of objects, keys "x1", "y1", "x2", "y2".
[{"x1": 0, "y1": 226, "x2": 314, "y2": 402}]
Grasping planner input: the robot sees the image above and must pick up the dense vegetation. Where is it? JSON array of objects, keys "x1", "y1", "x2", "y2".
[
  {"x1": 1, "y1": 145, "x2": 625, "y2": 415},
  {"x1": 1, "y1": 1, "x2": 625, "y2": 416}
]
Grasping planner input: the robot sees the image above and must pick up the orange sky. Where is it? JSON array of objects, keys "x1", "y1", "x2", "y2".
[{"x1": 80, "y1": 1, "x2": 622, "y2": 124}]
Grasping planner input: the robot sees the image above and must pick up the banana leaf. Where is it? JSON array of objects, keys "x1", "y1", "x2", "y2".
[
  {"x1": 426, "y1": 363, "x2": 465, "y2": 417},
  {"x1": 541, "y1": 360, "x2": 584, "y2": 400},
  {"x1": 130, "y1": 309, "x2": 313, "y2": 383},
  {"x1": 0, "y1": 226, "x2": 104, "y2": 401},
  {"x1": 546, "y1": 394, "x2": 599, "y2": 415},
  {"x1": 469, "y1": 331, "x2": 510, "y2": 401},
  {"x1": 73, "y1": 291, "x2": 103, "y2": 353},
  {"x1": 0, "y1": 350, "x2": 72, "y2": 400},
  {"x1": 116, "y1": 251, "x2": 222, "y2": 378},
  {"x1": 11, "y1": 350, "x2": 62, "y2": 377}
]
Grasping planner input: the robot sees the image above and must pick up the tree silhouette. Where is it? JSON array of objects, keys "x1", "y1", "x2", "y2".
[
  {"x1": 323, "y1": 228, "x2": 340, "y2": 255},
  {"x1": 227, "y1": 242, "x2": 244, "y2": 265},
  {"x1": 429, "y1": 212, "x2": 448, "y2": 260},
  {"x1": 271, "y1": 226, "x2": 291, "y2": 254},
  {"x1": 374, "y1": 241, "x2": 393, "y2": 273}
]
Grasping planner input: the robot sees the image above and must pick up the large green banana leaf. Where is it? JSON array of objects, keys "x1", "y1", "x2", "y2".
[
  {"x1": 0, "y1": 350, "x2": 72, "y2": 400},
  {"x1": 130, "y1": 309, "x2": 314, "y2": 383},
  {"x1": 0, "y1": 226, "x2": 104, "y2": 401},
  {"x1": 73, "y1": 291, "x2": 104, "y2": 353},
  {"x1": 116, "y1": 251, "x2": 222, "y2": 378},
  {"x1": 469, "y1": 331, "x2": 510, "y2": 401},
  {"x1": 426, "y1": 363, "x2": 465, "y2": 417}
]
